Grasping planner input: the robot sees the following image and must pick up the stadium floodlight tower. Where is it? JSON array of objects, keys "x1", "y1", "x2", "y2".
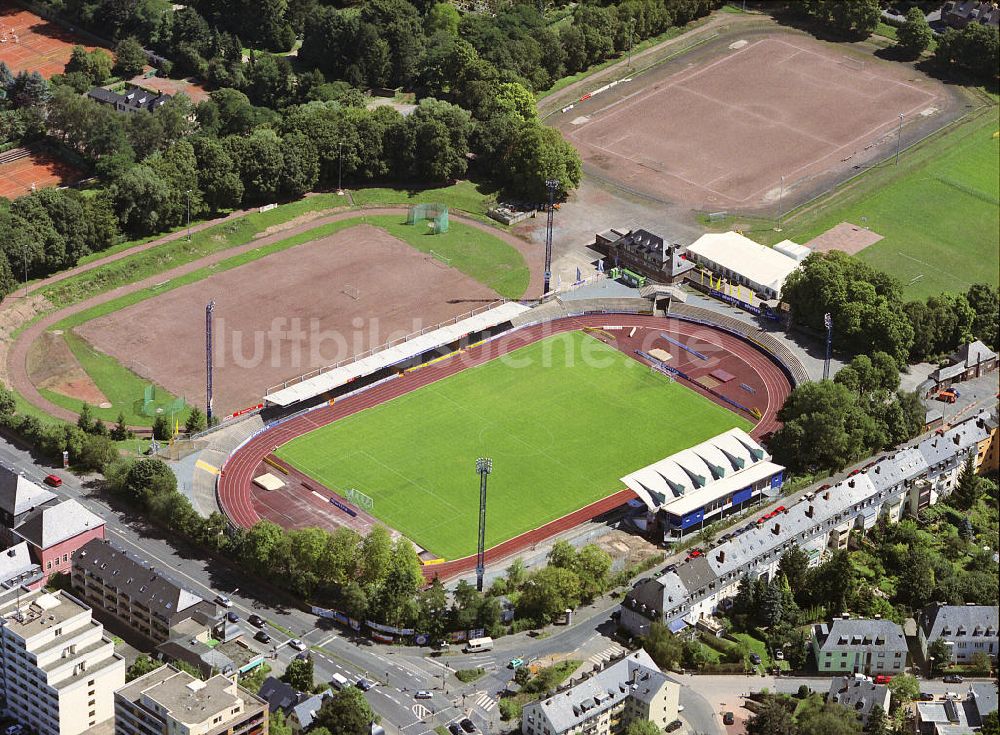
[
  {"x1": 475, "y1": 457, "x2": 493, "y2": 592},
  {"x1": 823, "y1": 312, "x2": 833, "y2": 381},
  {"x1": 543, "y1": 179, "x2": 559, "y2": 295},
  {"x1": 206, "y1": 300, "x2": 215, "y2": 422}
]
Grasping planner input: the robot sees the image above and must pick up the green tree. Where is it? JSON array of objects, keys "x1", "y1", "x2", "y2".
[
  {"x1": 152, "y1": 413, "x2": 171, "y2": 441},
  {"x1": 0, "y1": 386, "x2": 16, "y2": 418},
  {"x1": 802, "y1": 0, "x2": 880, "y2": 38},
  {"x1": 968, "y1": 650, "x2": 992, "y2": 676},
  {"x1": 281, "y1": 656, "x2": 314, "y2": 691},
  {"x1": 897, "y1": 546, "x2": 935, "y2": 610},
  {"x1": 114, "y1": 37, "x2": 148, "y2": 78},
  {"x1": 887, "y1": 673, "x2": 919, "y2": 705},
  {"x1": 746, "y1": 695, "x2": 796, "y2": 735},
  {"x1": 192, "y1": 136, "x2": 244, "y2": 212},
  {"x1": 111, "y1": 457, "x2": 177, "y2": 507},
  {"x1": 358, "y1": 525, "x2": 393, "y2": 589},
  {"x1": 269, "y1": 710, "x2": 293, "y2": 735},
  {"x1": 625, "y1": 721, "x2": 661, "y2": 735},
  {"x1": 641, "y1": 622, "x2": 684, "y2": 671},
  {"x1": 895, "y1": 7, "x2": 932, "y2": 58},
  {"x1": 77, "y1": 403, "x2": 95, "y2": 434},
  {"x1": 548, "y1": 540, "x2": 576, "y2": 569},
  {"x1": 933, "y1": 23, "x2": 999, "y2": 82},
  {"x1": 981, "y1": 711, "x2": 1000, "y2": 735},
  {"x1": 110, "y1": 412, "x2": 131, "y2": 441},
  {"x1": 778, "y1": 547, "x2": 810, "y2": 599},
  {"x1": 77, "y1": 434, "x2": 117, "y2": 471},
  {"x1": 575, "y1": 544, "x2": 612, "y2": 601},
  {"x1": 966, "y1": 283, "x2": 999, "y2": 350},
  {"x1": 315, "y1": 685, "x2": 376, "y2": 735},
  {"x1": 516, "y1": 565, "x2": 582, "y2": 623},
  {"x1": 951, "y1": 454, "x2": 982, "y2": 510},
  {"x1": 185, "y1": 407, "x2": 207, "y2": 434},
  {"x1": 126, "y1": 654, "x2": 161, "y2": 682},
  {"x1": 927, "y1": 638, "x2": 952, "y2": 675},
  {"x1": 425, "y1": 3, "x2": 460, "y2": 36},
  {"x1": 797, "y1": 700, "x2": 862, "y2": 735},
  {"x1": 867, "y1": 704, "x2": 889, "y2": 735}
]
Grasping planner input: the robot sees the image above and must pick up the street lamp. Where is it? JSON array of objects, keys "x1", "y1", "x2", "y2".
[
  {"x1": 186, "y1": 189, "x2": 192, "y2": 241},
  {"x1": 775, "y1": 174, "x2": 785, "y2": 231},
  {"x1": 475, "y1": 458, "x2": 493, "y2": 592},
  {"x1": 337, "y1": 141, "x2": 344, "y2": 195},
  {"x1": 895, "y1": 113, "x2": 904, "y2": 165},
  {"x1": 22, "y1": 240, "x2": 27, "y2": 298}
]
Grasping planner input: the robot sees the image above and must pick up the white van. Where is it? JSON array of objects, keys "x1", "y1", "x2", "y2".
[
  {"x1": 331, "y1": 673, "x2": 350, "y2": 690},
  {"x1": 464, "y1": 636, "x2": 494, "y2": 653}
]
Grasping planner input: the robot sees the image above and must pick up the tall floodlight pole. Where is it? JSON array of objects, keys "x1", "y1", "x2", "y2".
[
  {"x1": 776, "y1": 174, "x2": 785, "y2": 231},
  {"x1": 544, "y1": 179, "x2": 559, "y2": 295},
  {"x1": 206, "y1": 301, "x2": 216, "y2": 422},
  {"x1": 627, "y1": 19, "x2": 636, "y2": 68},
  {"x1": 895, "y1": 114, "x2": 903, "y2": 165},
  {"x1": 337, "y1": 141, "x2": 344, "y2": 195},
  {"x1": 475, "y1": 457, "x2": 493, "y2": 592},
  {"x1": 186, "y1": 189, "x2": 192, "y2": 241},
  {"x1": 823, "y1": 312, "x2": 833, "y2": 381},
  {"x1": 22, "y1": 241, "x2": 27, "y2": 298}
]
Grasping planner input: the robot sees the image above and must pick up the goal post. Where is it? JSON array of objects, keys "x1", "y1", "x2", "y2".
[
  {"x1": 346, "y1": 488, "x2": 374, "y2": 511},
  {"x1": 341, "y1": 284, "x2": 360, "y2": 300}
]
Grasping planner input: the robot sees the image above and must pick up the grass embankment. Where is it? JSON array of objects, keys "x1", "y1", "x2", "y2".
[{"x1": 276, "y1": 331, "x2": 749, "y2": 559}]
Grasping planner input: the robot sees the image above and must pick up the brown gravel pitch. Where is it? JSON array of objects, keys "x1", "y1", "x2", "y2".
[
  {"x1": 564, "y1": 34, "x2": 944, "y2": 211},
  {"x1": 76, "y1": 225, "x2": 501, "y2": 415}
]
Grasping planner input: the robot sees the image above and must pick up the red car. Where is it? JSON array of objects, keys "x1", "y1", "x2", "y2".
[
  {"x1": 874, "y1": 675, "x2": 892, "y2": 684},
  {"x1": 819, "y1": 484, "x2": 832, "y2": 491},
  {"x1": 43, "y1": 474, "x2": 62, "y2": 487},
  {"x1": 687, "y1": 549, "x2": 703, "y2": 560},
  {"x1": 849, "y1": 469, "x2": 861, "y2": 476},
  {"x1": 774, "y1": 505, "x2": 786, "y2": 514}
]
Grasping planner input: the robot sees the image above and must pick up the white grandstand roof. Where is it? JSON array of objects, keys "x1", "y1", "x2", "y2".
[
  {"x1": 621, "y1": 428, "x2": 773, "y2": 513},
  {"x1": 685, "y1": 232, "x2": 801, "y2": 294},
  {"x1": 265, "y1": 301, "x2": 532, "y2": 407}
]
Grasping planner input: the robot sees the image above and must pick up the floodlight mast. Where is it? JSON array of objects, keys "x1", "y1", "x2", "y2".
[
  {"x1": 475, "y1": 457, "x2": 493, "y2": 592},
  {"x1": 544, "y1": 179, "x2": 559, "y2": 295}
]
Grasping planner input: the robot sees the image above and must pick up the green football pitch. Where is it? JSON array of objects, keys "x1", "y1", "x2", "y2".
[{"x1": 276, "y1": 331, "x2": 751, "y2": 559}]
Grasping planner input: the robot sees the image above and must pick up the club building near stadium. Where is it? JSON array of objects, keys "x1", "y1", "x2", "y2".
[
  {"x1": 621, "y1": 428, "x2": 784, "y2": 544},
  {"x1": 620, "y1": 411, "x2": 998, "y2": 637}
]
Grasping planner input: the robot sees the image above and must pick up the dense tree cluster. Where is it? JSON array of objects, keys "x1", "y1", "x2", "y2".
[
  {"x1": 799, "y1": 0, "x2": 881, "y2": 38},
  {"x1": 933, "y1": 21, "x2": 1000, "y2": 82},
  {"x1": 769, "y1": 353, "x2": 924, "y2": 474},
  {"x1": 784, "y1": 252, "x2": 998, "y2": 366},
  {"x1": 895, "y1": 7, "x2": 933, "y2": 58}
]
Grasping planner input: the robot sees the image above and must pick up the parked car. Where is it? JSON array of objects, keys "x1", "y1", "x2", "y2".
[
  {"x1": 508, "y1": 658, "x2": 525, "y2": 669},
  {"x1": 687, "y1": 549, "x2": 703, "y2": 560},
  {"x1": 943, "y1": 674, "x2": 964, "y2": 683},
  {"x1": 874, "y1": 674, "x2": 892, "y2": 684},
  {"x1": 774, "y1": 505, "x2": 786, "y2": 514},
  {"x1": 248, "y1": 614, "x2": 266, "y2": 628},
  {"x1": 666, "y1": 719, "x2": 684, "y2": 732},
  {"x1": 749, "y1": 653, "x2": 761, "y2": 665},
  {"x1": 356, "y1": 678, "x2": 373, "y2": 691},
  {"x1": 919, "y1": 692, "x2": 935, "y2": 701},
  {"x1": 448, "y1": 724, "x2": 464, "y2": 735},
  {"x1": 414, "y1": 691, "x2": 433, "y2": 699},
  {"x1": 214, "y1": 595, "x2": 233, "y2": 608},
  {"x1": 43, "y1": 474, "x2": 62, "y2": 487},
  {"x1": 254, "y1": 630, "x2": 271, "y2": 644},
  {"x1": 818, "y1": 484, "x2": 832, "y2": 491},
  {"x1": 226, "y1": 611, "x2": 240, "y2": 623},
  {"x1": 774, "y1": 649, "x2": 784, "y2": 660},
  {"x1": 288, "y1": 639, "x2": 307, "y2": 651},
  {"x1": 722, "y1": 712, "x2": 735, "y2": 725},
  {"x1": 459, "y1": 718, "x2": 477, "y2": 733}
]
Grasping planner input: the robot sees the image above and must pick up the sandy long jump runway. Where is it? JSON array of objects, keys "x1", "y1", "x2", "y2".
[
  {"x1": 566, "y1": 34, "x2": 943, "y2": 209},
  {"x1": 76, "y1": 225, "x2": 502, "y2": 414}
]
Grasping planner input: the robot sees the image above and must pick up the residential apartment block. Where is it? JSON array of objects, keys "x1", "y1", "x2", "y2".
[
  {"x1": 0, "y1": 586, "x2": 126, "y2": 735},
  {"x1": 812, "y1": 618, "x2": 908, "y2": 676},
  {"x1": 114, "y1": 664, "x2": 268, "y2": 735},
  {"x1": 72, "y1": 538, "x2": 216, "y2": 644},
  {"x1": 917, "y1": 603, "x2": 999, "y2": 665},
  {"x1": 620, "y1": 412, "x2": 997, "y2": 636},
  {"x1": 521, "y1": 649, "x2": 679, "y2": 735}
]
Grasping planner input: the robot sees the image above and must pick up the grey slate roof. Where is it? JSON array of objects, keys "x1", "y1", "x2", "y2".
[
  {"x1": 969, "y1": 682, "x2": 998, "y2": 723},
  {"x1": 259, "y1": 676, "x2": 300, "y2": 713},
  {"x1": 828, "y1": 676, "x2": 890, "y2": 722},
  {"x1": 525, "y1": 649, "x2": 668, "y2": 733},
  {"x1": 918, "y1": 603, "x2": 999, "y2": 640},
  {"x1": 0, "y1": 542, "x2": 41, "y2": 587},
  {"x1": 816, "y1": 619, "x2": 908, "y2": 654},
  {"x1": 292, "y1": 689, "x2": 333, "y2": 729},
  {"x1": 14, "y1": 498, "x2": 104, "y2": 549},
  {"x1": 74, "y1": 538, "x2": 204, "y2": 618},
  {"x1": 0, "y1": 466, "x2": 57, "y2": 517}
]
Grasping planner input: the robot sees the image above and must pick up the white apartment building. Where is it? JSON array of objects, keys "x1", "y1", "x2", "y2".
[
  {"x1": 115, "y1": 664, "x2": 268, "y2": 735},
  {"x1": 0, "y1": 586, "x2": 126, "y2": 735},
  {"x1": 521, "y1": 649, "x2": 679, "y2": 735}
]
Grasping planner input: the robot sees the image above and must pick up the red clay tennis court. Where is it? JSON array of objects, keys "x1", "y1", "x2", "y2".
[
  {"x1": 0, "y1": 147, "x2": 83, "y2": 199},
  {"x1": 0, "y1": 7, "x2": 103, "y2": 78}
]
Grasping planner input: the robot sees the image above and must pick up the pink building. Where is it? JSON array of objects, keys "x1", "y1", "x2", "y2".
[{"x1": 14, "y1": 498, "x2": 105, "y2": 580}]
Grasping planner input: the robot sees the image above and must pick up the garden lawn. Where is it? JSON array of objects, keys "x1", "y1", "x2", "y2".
[
  {"x1": 276, "y1": 331, "x2": 750, "y2": 559},
  {"x1": 777, "y1": 111, "x2": 999, "y2": 300}
]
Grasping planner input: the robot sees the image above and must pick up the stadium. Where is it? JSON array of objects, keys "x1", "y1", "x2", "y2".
[{"x1": 217, "y1": 306, "x2": 800, "y2": 580}]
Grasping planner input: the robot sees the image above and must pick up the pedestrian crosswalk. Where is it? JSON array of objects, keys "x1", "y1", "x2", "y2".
[
  {"x1": 473, "y1": 691, "x2": 497, "y2": 712},
  {"x1": 586, "y1": 641, "x2": 627, "y2": 670}
]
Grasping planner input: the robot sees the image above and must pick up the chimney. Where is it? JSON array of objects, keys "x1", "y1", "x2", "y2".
[
  {"x1": 823, "y1": 492, "x2": 831, "y2": 500},
  {"x1": 772, "y1": 523, "x2": 781, "y2": 535},
  {"x1": 875, "y1": 466, "x2": 880, "y2": 474},
  {"x1": 806, "y1": 505, "x2": 814, "y2": 518},
  {"x1": 717, "y1": 551, "x2": 726, "y2": 563},
  {"x1": 848, "y1": 479, "x2": 855, "y2": 488}
]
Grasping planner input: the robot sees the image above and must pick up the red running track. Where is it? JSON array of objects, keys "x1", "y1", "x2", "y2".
[{"x1": 217, "y1": 314, "x2": 793, "y2": 579}]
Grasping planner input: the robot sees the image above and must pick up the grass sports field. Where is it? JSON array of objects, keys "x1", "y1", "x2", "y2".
[
  {"x1": 778, "y1": 112, "x2": 999, "y2": 299},
  {"x1": 276, "y1": 331, "x2": 751, "y2": 559}
]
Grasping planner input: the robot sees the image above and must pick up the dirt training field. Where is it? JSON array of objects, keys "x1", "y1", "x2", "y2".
[
  {"x1": 562, "y1": 33, "x2": 948, "y2": 211},
  {"x1": 0, "y1": 6, "x2": 102, "y2": 77},
  {"x1": 0, "y1": 147, "x2": 83, "y2": 198},
  {"x1": 75, "y1": 225, "x2": 503, "y2": 414}
]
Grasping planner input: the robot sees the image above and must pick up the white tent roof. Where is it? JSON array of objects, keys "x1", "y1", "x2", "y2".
[
  {"x1": 265, "y1": 301, "x2": 531, "y2": 407},
  {"x1": 685, "y1": 232, "x2": 801, "y2": 293}
]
